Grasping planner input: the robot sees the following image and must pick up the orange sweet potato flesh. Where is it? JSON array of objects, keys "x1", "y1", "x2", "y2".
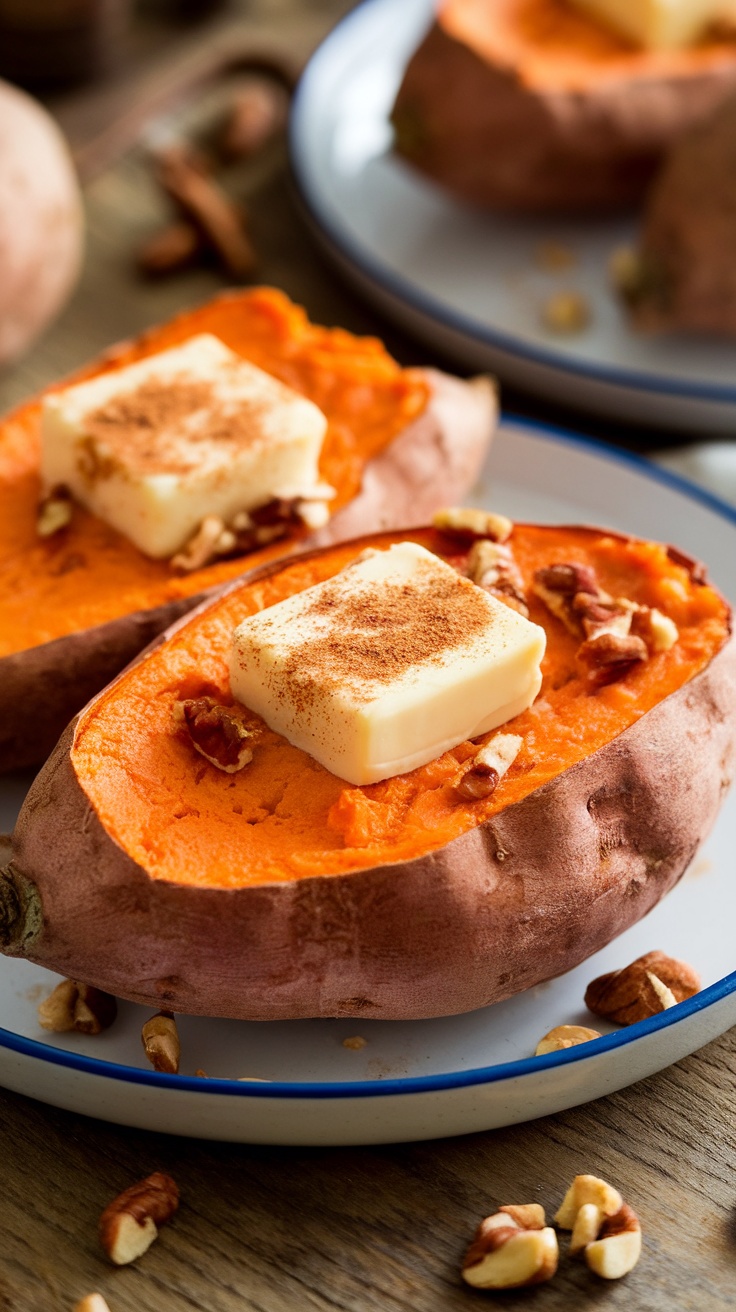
[
  {"x1": 392, "y1": 0, "x2": 736, "y2": 211},
  {"x1": 443, "y1": 0, "x2": 736, "y2": 93},
  {"x1": 0, "y1": 288, "x2": 495, "y2": 770},
  {"x1": 71, "y1": 525, "x2": 729, "y2": 887},
  {"x1": 6, "y1": 523, "x2": 735, "y2": 1020},
  {"x1": 0, "y1": 287, "x2": 427, "y2": 658}
]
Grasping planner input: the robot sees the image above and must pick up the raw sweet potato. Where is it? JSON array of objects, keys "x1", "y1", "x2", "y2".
[
  {"x1": 0, "y1": 287, "x2": 495, "y2": 769},
  {"x1": 3, "y1": 521, "x2": 733, "y2": 1021}
]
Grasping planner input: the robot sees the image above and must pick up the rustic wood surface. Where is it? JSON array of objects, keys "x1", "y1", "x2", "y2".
[{"x1": 0, "y1": 2, "x2": 734, "y2": 1309}]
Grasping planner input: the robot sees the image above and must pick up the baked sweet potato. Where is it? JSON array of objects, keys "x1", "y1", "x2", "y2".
[
  {"x1": 622, "y1": 93, "x2": 736, "y2": 333},
  {"x1": 0, "y1": 287, "x2": 495, "y2": 770},
  {"x1": 391, "y1": 0, "x2": 736, "y2": 212},
  {"x1": 2, "y1": 520, "x2": 733, "y2": 1021}
]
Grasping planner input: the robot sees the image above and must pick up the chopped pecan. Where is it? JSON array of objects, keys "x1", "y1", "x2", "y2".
[
  {"x1": 38, "y1": 979, "x2": 117, "y2": 1034},
  {"x1": 577, "y1": 633, "x2": 648, "y2": 686},
  {"x1": 456, "y1": 733, "x2": 522, "y2": 801},
  {"x1": 142, "y1": 1012, "x2": 180, "y2": 1074},
  {"x1": 99, "y1": 1171, "x2": 179, "y2": 1265},
  {"x1": 433, "y1": 507, "x2": 513, "y2": 542},
  {"x1": 631, "y1": 605, "x2": 679, "y2": 652},
  {"x1": 137, "y1": 220, "x2": 202, "y2": 277},
  {"x1": 585, "y1": 951, "x2": 701, "y2": 1025},
  {"x1": 37, "y1": 485, "x2": 73, "y2": 538},
  {"x1": 219, "y1": 79, "x2": 288, "y2": 160},
  {"x1": 155, "y1": 142, "x2": 256, "y2": 280},
  {"x1": 172, "y1": 696, "x2": 254, "y2": 773},
  {"x1": 456, "y1": 762, "x2": 500, "y2": 801},
  {"x1": 467, "y1": 539, "x2": 529, "y2": 615},
  {"x1": 171, "y1": 516, "x2": 237, "y2": 572},
  {"x1": 462, "y1": 1206, "x2": 558, "y2": 1289}
]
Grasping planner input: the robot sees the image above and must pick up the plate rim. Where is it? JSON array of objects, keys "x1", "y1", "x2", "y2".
[
  {"x1": 289, "y1": 0, "x2": 736, "y2": 407},
  {"x1": 3, "y1": 417, "x2": 735, "y2": 1101}
]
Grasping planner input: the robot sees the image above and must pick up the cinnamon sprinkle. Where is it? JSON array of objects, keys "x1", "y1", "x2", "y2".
[
  {"x1": 81, "y1": 369, "x2": 290, "y2": 479},
  {"x1": 266, "y1": 560, "x2": 495, "y2": 710}
]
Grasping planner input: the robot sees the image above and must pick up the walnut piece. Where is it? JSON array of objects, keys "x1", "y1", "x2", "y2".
[
  {"x1": 38, "y1": 979, "x2": 117, "y2": 1035},
  {"x1": 535, "y1": 1024, "x2": 601, "y2": 1056},
  {"x1": 462, "y1": 1205, "x2": 559, "y2": 1289},
  {"x1": 99, "y1": 1171, "x2": 179, "y2": 1266},
  {"x1": 172, "y1": 696, "x2": 254, "y2": 773},
  {"x1": 142, "y1": 1013, "x2": 180, "y2": 1074},
  {"x1": 585, "y1": 951, "x2": 701, "y2": 1025}
]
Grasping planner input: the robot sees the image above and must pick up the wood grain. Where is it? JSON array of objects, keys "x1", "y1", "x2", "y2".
[
  {"x1": 0, "y1": 3, "x2": 734, "y2": 1309},
  {"x1": 0, "y1": 1032, "x2": 734, "y2": 1311}
]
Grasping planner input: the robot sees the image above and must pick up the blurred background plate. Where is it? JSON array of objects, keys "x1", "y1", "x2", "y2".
[
  {"x1": 290, "y1": 0, "x2": 736, "y2": 435},
  {"x1": 1, "y1": 418, "x2": 735, "y2": 1145}
]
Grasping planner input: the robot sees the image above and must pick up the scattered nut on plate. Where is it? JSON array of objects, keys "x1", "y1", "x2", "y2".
[
  {"x1": 585, "y1": 951, "x2": 701, "y2": 1025},
  {"x1": 38, "y1": 979, "x2": 116, "y2": 1035},
  {"x1": 556, "y1": 1175, "x2": 642, "y2": 1280},
  {"x1": 461, "y1": 1204, "x2": 559, "y2": 1290},
  {"x1": 535, "y1": 1024, "x2": 602, "y2": 1055},
  {"x1": 99, "y1": 1172, "x2": 179, "y2": 1266},
  {"x1": 141, "y1": 1013, "x2": 181, "y2": 1074}
]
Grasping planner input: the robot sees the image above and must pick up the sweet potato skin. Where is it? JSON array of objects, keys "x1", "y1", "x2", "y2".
[
  {"x1": 4, "y1": 537, "x2": 734, "y2": 1022},
  {"x1": 392, "y1": 21, "x2": 736, "y2": 212},
  {"x1": 0, "y1": 369, "x2": 495, "y2": 771}
]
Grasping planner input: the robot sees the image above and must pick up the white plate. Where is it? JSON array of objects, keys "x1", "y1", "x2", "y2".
[
  {"x1": 290, "y1": 0, "x2": 736, "y2": 434},
  {"x1": 1, "y1": 420, "x2": 735, "y2": 1144}
]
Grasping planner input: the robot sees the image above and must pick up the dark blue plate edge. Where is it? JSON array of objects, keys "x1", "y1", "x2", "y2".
[
  {"x1": 1, "y1": 418, "x2": 734, "y2": 1100},
  {"x1": 289, "y1": 0, "x2": 736, "y2": 408}
]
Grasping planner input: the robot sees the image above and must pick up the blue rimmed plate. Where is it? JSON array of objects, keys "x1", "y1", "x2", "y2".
[
  {"x1": 0, "y1": 419, "x2": 734, "y2": 1144},
  {"x1": 290, "y1": 0, "x2": 736, "y2": 434}
]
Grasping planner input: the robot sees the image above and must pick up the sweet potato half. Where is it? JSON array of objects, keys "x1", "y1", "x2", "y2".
[
  {"x1": 2, "y1": 522, "x2": 734, "y2": 1021},
  {"x1": 0, "y1": 287, "x2": 495, "y2": 770},
  {"x1": 391, "y1": 0, "x2": 736, "y2": 212}
]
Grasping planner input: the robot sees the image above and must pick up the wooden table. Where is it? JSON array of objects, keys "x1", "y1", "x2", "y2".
[{"x1": 0, "y1": 4, "x2": 734, "y2": 1309}]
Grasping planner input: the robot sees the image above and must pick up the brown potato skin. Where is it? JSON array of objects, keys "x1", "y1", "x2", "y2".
[
  {"x1": 3, "y1": 531, "x2": 735, "y2": 1021},
  {"x1": 392, "y1": 22, "x2": 736, "y2": 212},
  {"x1": 0, "y1": 369, "x2": 495, "y2": 772}
]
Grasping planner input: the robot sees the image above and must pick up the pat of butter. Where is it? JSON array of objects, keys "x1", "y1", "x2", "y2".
[
  {"x1": 568, "y1": 0, "x2": 735, "y2": 48},
  {"x1": 229, "y1": 542, "x2": 546, "y2": 786},
  {"x1": 40, "y1": 334, "x2": 328, "y2": 559}
]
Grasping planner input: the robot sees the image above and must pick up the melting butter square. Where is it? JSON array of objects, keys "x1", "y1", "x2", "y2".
[
  {"x1": 229, "y1": 542, "x2": 546, "y2": 786},
  {"x1": 568, "y1": 0, "x2": 733, "y2": 49},
  {"x1": 40, "y1": 334, "x2": 328, "y2": 558}
]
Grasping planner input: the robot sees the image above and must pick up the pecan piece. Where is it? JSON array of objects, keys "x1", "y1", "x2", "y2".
[
  {"x1": 219, "y1": 79, "x2": 288, "y2": 160},
  {"x1": 462, "y1": 1206, "x2": 558, "y2": 1289},
  {"x1": 172, "y1": 696, "x2": 254, "y2": 773},
  {"x1": 577, "y1": 632, "x2": 648, "y2": 685},
  {"x1": 466, "y1": 539, "x2": 529, "y2": 615},
  {"x1": 38, "y1": 979, "x2": 117, "y2": 1035},
  {"x1": 37, "y1": 485, "x2": 73, "y2": 538},
  {"x1": 432, "y1": 507, "x2": 513, "y2": 542},
  {"x1": 585, "y1": 1203, "x2": 642, "y2": 1280},
  {"x1": 142, "y1": 1012, "x2": 180, "y2": 1074},
  {"x1": 456, "y1": 732, "x2": 522, "y2": 801},
  {"x1": 171, "y1": 515, "x2": 236, "y2": 572},
  {"x1": 585, "y1": 951, "x2": 701, "y2": 1025},
  {"x1": 137, "y1": 220, "x2": 202, "y2": 277},
  {"x1": 99, "y1": 1172, "x2": 179, "y2": 1266},
  {"x1": 155, "y1": 143, "x2": 256, "y2": 280}
]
